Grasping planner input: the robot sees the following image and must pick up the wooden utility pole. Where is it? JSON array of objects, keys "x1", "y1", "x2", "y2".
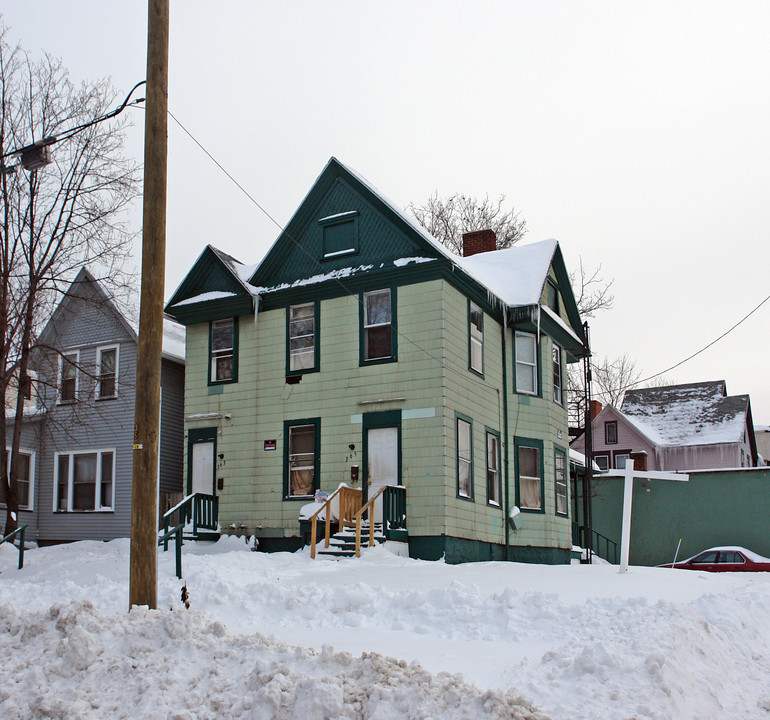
[{"x1": 129, "y1": 0, "x2": 169, "y2": 610}]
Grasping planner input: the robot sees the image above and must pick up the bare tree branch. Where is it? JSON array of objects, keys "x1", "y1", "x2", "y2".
[{"x1": 0, "y1": 25, "x2": 140, "y2": 534}]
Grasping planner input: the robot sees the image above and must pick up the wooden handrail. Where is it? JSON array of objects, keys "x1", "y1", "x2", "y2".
[
  {"x1": 308, "y1": 485, "x2": 361, "y2": 559},
  {"x1": 354, "y1": 485, "x2": 390, "y2": 557}
]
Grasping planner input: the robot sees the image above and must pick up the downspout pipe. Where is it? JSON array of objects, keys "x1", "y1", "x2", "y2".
[{"x1": 501, "y1": 307, "x2": 510, "y2": 561}]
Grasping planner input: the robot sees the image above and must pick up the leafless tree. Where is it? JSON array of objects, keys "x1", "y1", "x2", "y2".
[
  {"x1": 569, "y1": 257, "x2": 614, "y2": 318},
  {"x1": 0, "y1": 25, "x2": 139, "y2": 535},
  {"x1": 407, "y1": 191, "x2": 528, "y2": 255}
]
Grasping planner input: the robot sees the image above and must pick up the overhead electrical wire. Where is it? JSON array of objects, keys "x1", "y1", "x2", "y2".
[
  {"x1": 165, "y1": 109, "x2": 448, "y2": 370},
  {"x1": 165, "y1": 109, "x2": 770, "y2": 401}
]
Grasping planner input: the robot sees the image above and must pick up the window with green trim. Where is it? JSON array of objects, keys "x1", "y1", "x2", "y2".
[
  {"x1": 287, "y1": 302, "x2": 317, "y2": 373},
  {"x1": 362, "y1": 289, "x2": 394, "y2": 362},
  {"x1": 555, "y1": 448, "x2": 568, "y2": 516},
  {"x1": 469, "y1": 301, "x2": 483, "y2": 374},
  {"x1": 552, "y1": 343, "x2": 563, "y2": 405},
  {"x1": 516, "y1": 440, "x2": 543, "y2": 511},
  {"x1": 545, "y1": 278, "x2": 559, "y2": 314},
  {"x1": 515, "y1": 331, "x2": 538, "y2": 395},
  {"x1": 285, "y1": 420, "x2": 319, "y2": 498},
  {"x1": 486, "y1": 431, "x2": 501, "y2": 506},
  {"x1": 320, "y1": 212, "x2": 358, "y2": 258},
  {"x1": 210, "y1": 318, "x2": 237, "y2": 384},
  {"x1": 457, "y1": 416, "x2": 473, "y2": 499}
]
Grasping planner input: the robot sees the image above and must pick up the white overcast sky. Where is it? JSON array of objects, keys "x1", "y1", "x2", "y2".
[{"x1": 5, "y1": 2, "x2": 770, "y2": 423}]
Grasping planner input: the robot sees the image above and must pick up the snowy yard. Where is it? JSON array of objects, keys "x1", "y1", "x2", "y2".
[{"x1": 2, "y1": 538, "x2": 770, "y2": 719}]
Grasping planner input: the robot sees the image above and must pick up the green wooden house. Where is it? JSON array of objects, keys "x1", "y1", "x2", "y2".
[{"x1": 165, "y1": 158, "x2": 588, "y2": 563}]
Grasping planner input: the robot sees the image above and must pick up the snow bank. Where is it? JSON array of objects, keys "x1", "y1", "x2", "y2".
[{"x1": 2, "y1": 538, "x2": 770, "y2": 719}]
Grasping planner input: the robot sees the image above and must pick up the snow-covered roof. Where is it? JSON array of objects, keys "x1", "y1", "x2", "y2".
[
  {"x1": 620, "y1": 381, "x2": 750, "y2": 447},
  {"x1": 209, "y1": 246, "x2": 261, "y2": 297},
  {"x1": 455, "y1": 239, "x2": 557, "y2": 307},
  {"x1": 162, "y1": 317, "x2": 186, "y2": 363}
]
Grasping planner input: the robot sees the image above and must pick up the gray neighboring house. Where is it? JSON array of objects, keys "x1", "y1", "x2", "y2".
[{"x1": 1, "y1": 268, "x2": 185, "y2": 544}]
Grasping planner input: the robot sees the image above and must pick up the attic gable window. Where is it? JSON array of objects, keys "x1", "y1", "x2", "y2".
[{"x1": 319, "y1": 211, "x2": 359, "y2": 259}]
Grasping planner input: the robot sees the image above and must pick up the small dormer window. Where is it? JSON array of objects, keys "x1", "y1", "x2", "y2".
[{"x1": 319, "y1": 211, "x2": 359, "y2": 259}]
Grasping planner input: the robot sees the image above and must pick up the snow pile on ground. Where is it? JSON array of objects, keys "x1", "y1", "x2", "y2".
[{"x1": 2, "y1": 537, "x2": 770, "y2": 719}]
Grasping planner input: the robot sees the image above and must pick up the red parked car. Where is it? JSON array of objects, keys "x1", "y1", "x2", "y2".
[{"x1": 659, "y1": 546, "x2": 770, "y2": 572}]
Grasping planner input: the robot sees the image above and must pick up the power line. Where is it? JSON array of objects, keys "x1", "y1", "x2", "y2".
[
  {"x1": 165, "y1": 110, "x2": 448, "y2": 370},
  {"x1": 592, "y1": 292, "x2": 770, "y2": 401}
]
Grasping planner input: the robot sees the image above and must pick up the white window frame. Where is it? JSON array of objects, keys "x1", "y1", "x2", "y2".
[
  {"x1": 96, "y1": 344, "x2": 119, "y2": 399},
  {"x1": 470, "y1": 301, "x2": 484, "y2": 374},
  {"x1": 552, "y1": 344, "x2": 562, "y2": 405},
  {"x1": 2, "y1": 447, "x2": 35, "y2": 510},
  {"x1": 515, "y1": 331, "x2": 538, "y2": 395},
  {"x1": 594, "y1": 454, "x2": 610, "y2": 471},
  {"x1": 58, "y1": 350, "x2": 79, "y2": 403},
  {"x1": 53, "y1": 448, "x2": 115, "y2": 512}
]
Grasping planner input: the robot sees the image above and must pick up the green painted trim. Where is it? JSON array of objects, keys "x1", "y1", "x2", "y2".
[
  {"x1": 513, "y1": 330, "x2": 542, "y2": 398},
  {"x1": 501, "y1": 323, "x2": 511, "y2": 560},
  {"x1": 362, "y1": 410, "x2": 402, "y2": 505},
  {"x1": 207, "y1": 316, "x2": 239, "y2": 386},
  {"x1": 320, "y1": 212, "x2": 359, "y2": 260},
  {"x1": 186, "y1": 427, "x2": 217, "y2": 495},
  {"x1": 359, "y1": 286, "x2": 398, "y2": 366},
  {"x1": 169, "y1": 296, "x2": 254, "y2": 326},
  {"x1": 514, "y1": 436, "x2": 546, "y2": 514},
  {"x1": 551, "y1": 341, "x2": 565, "y2": 407},
  {"x1": 467, "y1": 299, "x2": 484, "y2": 378},
  {"x1": 485, "y1": 427, "x2": 502, "y2": 508},
  {"x1": 285, "y1": 300, "x2": 320, "y2": 376},
  {"x1": 554, "y1": 445, "x2": 569, "y2": 518},
  {"x1": 455, "y1": 412, "x2": 475, "y2": 502},
  {"x1": 165, "y1": 244, "x2": 253, "y2": 315},
  {"x1": 407, "y1": 535, "x2": 571, "y2": 565},
  {"x1": 282, "y1": 417, "x2": 321, "y2": 500}
]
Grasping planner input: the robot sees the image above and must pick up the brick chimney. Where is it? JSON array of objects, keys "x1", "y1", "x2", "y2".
[
  {"x1": 589, "y1": 399, "x2": 603, "y2": 420},
  {"x1": 462, "y1": 229, "x2": 497, "y2": 257}
]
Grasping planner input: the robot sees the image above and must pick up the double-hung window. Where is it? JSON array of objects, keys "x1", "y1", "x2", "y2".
[
  {"x1": 2, "y1": 449, "x2": 34, "y2": 509},
  {"x1": 555, "y1": 449, "x2": 568, "y2": 516},
  {"x1": 552, "y1": 344, "x2": 562, "y2": 405},
  {"x1": 469, "y1": 301, "x2": 483, "y2": 374},
  {"x1": 362, "y1": 289, "x2": 394, "y2": 362},
  {"x1": 59, "y1": 351, "x2": 79, "y2": 402},
  {"x1": 210, "y1": 318, "x2": 237, "y2": 384},
  {"x1": 55, "y1": 449, "x2": 114, "y2": 511},
  {"x1": 457, "y1": 416, "x2": 473, "y2": 499},
  {"x1": 97, "y1": 345, "x2": 118, "y2": 399},
  {"x1": 288, "y1": 303, "x2": 317, "y2": 373},
  {"x1": 515, "y1": 332, "x2": 538, "y2": 395},
  {"x1": 486, "y1": 431, "x2": 501, "y2": 506},
  {"x1": 605, "y1": 421, "x2": 618, "y2": 445},
  {"x1": 285, "y1": 420, "x2": 319, "y2": 498},
  {"x1": 516, "y1": 440, "x2": 543, "y2": 511}
]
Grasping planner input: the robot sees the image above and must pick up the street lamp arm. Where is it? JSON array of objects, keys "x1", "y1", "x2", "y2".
[{"x1": 1, "y1": 80, "x2": 146, "y2": 165}]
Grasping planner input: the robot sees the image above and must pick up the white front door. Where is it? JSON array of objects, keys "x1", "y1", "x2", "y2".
[
  {"x1": 191, "y1": 441, "x2": 215, "y2": 496},
  {"x1": 367, "y1": 427, "x2": 398, "y2": 523}
]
